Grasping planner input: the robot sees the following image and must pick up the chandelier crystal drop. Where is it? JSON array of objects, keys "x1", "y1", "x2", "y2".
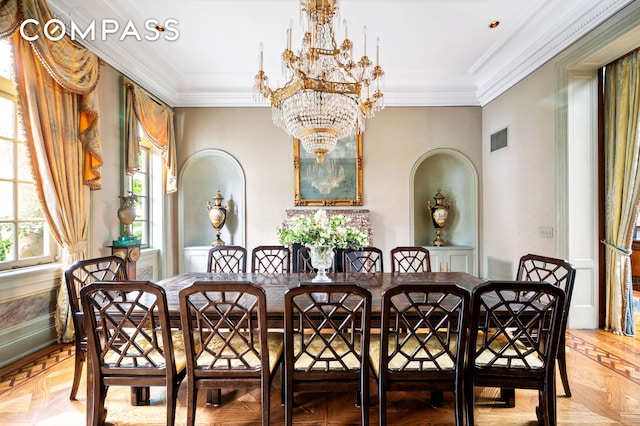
[{"x1": 254, "y1": 0, "x2": 384, "y2": 163}]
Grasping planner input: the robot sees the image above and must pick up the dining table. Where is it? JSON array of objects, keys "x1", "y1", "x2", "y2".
[
  {"x1": 154, "y1": 270, "x2": 530, "y2": 409},
  {"x1": 156, "y1": 270, "x2": 486, "y2": 327}
]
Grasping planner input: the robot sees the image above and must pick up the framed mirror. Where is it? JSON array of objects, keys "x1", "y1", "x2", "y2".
[{"x1": 293, "y1": 133, "x2": 363, "y2": 206}]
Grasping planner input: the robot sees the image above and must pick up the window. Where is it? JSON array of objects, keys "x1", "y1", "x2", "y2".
[
  {"x1": 129, "y1": 142, "x2": 150, "y2": 247},
  {"x1": 0, "y1": 39, "x2": 55, "y2": 270},
  {"x1": 126, "y1": 132, "x2": 162, "y2": 250}
]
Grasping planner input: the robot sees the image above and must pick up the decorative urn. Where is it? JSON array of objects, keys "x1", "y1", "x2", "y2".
[
  {"x1": 206, "y1": 189, "x2": 227, "y2": 246},
  {"x1": 427, "y1": 189, "x2": 450, "y2": 246},
  {"x1": 113, "y1": 193, "x2": 141, "y2": 245}
]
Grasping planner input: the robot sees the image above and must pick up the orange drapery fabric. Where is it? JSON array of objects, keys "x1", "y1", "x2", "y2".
[
  {"x1": 125, "y1": 79, "x2": 177, "y2": 193},
  {"x1": 0, "y1": 0, "x2": 103, "y2": 342}
]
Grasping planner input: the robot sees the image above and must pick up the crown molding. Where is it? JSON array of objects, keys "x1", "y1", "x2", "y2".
[
  {"x1": 48, "y1": 0, "x2": 634, "y2": 108},
  {"x1": 476, "y1": 0, "x2": 633, "y2": 105}
]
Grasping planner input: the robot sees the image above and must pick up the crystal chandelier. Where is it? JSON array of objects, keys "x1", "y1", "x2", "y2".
[{"x1": 254, "y1": 0, "x2": 384, "y2": 163}]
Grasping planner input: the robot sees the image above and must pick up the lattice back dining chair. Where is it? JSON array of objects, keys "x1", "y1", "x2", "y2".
[
  {"x1": 465, "y1": 281, "x2": 566, "y2": 426},
  {"x1": 295, "y1": 246, "x2": 336, "y2": 273},
  {"x1": 64, "y1": 255, "x2": 127, "y2": 400},
  {"x1": 179, "y1": 281, "x2": 283, "y2": 426},
  {"x1": 207, "y1": 245, "x2": 247, "y2": 273},
  {"x1": 284, "y1": 284, "x2": 372, "y2": 426},
  {"x1": 343, "y1": 246, "x2": 384, "y2": 273},
  {"x1": 80, "y1": 281, "x2": 187, "y2": 426},
  {"x1": 371, "y1": 284, "x2": 470, "y2": 426},
  {"x1": 516, "y1": 253, "x2": 576, "y2": 397},
  {"x1": 390, "y1": 246, "x2": 432, "y2": 273},
  {"x1": 251, "y1": 245, "x2": 291, "y2": 273}
]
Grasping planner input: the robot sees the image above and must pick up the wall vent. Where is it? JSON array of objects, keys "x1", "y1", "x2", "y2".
[
  {"x1": 487, "y1": 256, "x2": 513, "y2": 280},
  {"x1": 490, "y1": 127, "x2": 508, "y2": 152}
]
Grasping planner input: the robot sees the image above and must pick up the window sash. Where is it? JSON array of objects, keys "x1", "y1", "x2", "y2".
[{"x1": 0, "y1": 44, "x2": 56, "y2": 270}]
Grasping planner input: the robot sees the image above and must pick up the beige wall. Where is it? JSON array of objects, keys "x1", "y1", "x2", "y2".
[
  {"x1": 481, "y1": 0, "x2": 640, "y2": 282},
  {"x1": 89, "y1": 63, "x2": 122, "y2": 259},
  {"x1": 81, "y1": 69, "x2": 484, "y2": 275},
  {"x1": 481, "y1": 60, "x2": 558, "y2": 276},
  {"x1": 174, "y1": 106, "x2": 482, "y2": 270}
]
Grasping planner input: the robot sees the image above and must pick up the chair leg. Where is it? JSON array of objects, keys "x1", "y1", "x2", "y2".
[
  {"x1": 285, "y1": 386, "x2": 293, "y2": 426},
  {"x1": 537, "y1": 379, "x2": 558, "y2": 425},
  {"x1": 186, "y1": 381, "x2": 197, "y2": 426},
  {"x1": 557, "y1": 346, "x2": 572, "y2": 397},
  {"x1": 360, "y1": 374, "x2": 369, "y2": 426},
  {"x1": 69, "y1": 347, "x2": 84, "y2": 400},
  {"x1": 262, "y1": 379, "x2": 270, "y2": 426},
  {"x1": 86, "y1": 356, "x2": 107, "y2": 426},
  {"x1": 89, "y1": 374, "x2": 107, "y2": 426},
  {"x1": 166, "y1": 382, "x2": 178, "y2": 426},
  {"x1": 547, "y1": 374, "x2": 557, "y2": 426},
  {"x1": 378, "y1": 381, "x2": 387, "y2": 426},
  {"x1": 465, "y1": 379, "x2": 475, "y2": 426},
  {"x1": 454, "y1": 380, "x2": 465, "y2": 426},
  {"x1": 280, "y1": 367, "x2": 285, "y2": 406}
]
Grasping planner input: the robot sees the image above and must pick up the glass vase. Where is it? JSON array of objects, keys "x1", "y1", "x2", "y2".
[{"x1": 309, "y1": 245, "x2": 334, "y2": 282}]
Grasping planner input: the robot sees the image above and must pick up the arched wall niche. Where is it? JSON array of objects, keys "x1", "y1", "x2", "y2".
[
  {"x1": 410, "y1": 148, "x2": 478, "y2": 273},
  {"x1": 178, "y1": 149, "x2": 246, "y2": 272}
]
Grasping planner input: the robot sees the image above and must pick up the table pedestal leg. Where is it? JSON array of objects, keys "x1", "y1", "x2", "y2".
[
  {"x1": 131, "y1": 386, "x2": 150, "y2": 405},
  {"x1": 500, "y1": 387, "x2": 515, "y2": 407}
]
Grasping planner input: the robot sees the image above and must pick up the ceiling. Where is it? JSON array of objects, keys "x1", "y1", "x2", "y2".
[{"x1": 46, "y1": 0, "x2": 633, "y2": 108}]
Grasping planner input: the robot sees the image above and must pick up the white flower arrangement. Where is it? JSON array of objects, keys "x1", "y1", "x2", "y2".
[{"x1": 277, "y1": 209, "x2": 369, "y2": 249}]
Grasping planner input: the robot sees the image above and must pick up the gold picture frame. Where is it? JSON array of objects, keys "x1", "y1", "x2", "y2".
[{"x1": 294, "y1": 133, "x2": 363, "y2": 206}]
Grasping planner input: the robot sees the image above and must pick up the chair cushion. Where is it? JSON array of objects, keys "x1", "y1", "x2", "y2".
[
  {"x1": 195, "y1": 331, "x2": 283, "y2": 374},
  {"x1": 369, "y1": 333, "x2": 457, "y2": 378},
  {"x1": 474, "y1": 330, "x2": 544, "y2": 369},
  {"x1": 292, "y1": 333, "x2": 363, "y2": 371},
  {"x1": 103, "y1": 329, "x2": 187, "y2": 373}
]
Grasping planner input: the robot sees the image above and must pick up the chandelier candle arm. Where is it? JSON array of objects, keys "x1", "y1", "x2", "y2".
[
  {"x1": 362, "y1": 25, "x2": 366, "y2": 57},
  {"x1": 254, "y1": 0, "x2": 384, "y2": 164}
]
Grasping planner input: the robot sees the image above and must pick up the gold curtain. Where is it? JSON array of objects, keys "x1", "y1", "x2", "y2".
[
  {"x1": 0, "y1": 0, "x2": 102, "y2": 342},
  {"x1": 124, "y1": 79, "x2": 177, "y2": 193},
  {"x1": 0, "y1": 0, "x2": 20, "y2": 38},
  {"x1": 603, "y1": 50, "x2": 640, "y2": 336}
]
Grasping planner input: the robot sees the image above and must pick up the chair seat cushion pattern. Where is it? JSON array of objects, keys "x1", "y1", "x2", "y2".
[
  {"x1": 195, "y1": 331, "x2": 284, "y2": 374},
  {"x1": 293, "y1": 332, "x2": 364, "y2": 371},
  {"x1": 474, "y1": 329, "x2": 544, "y2": 369},
  {"x1": 369, "y1": 332, "x2": 457, "y2": 377},
  {"x1": 103, "y1": 329, "x2": 187, "y2": 373}
]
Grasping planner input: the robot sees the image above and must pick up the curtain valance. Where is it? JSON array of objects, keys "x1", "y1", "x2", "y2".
[
  {"x1": 0, "y1": 0, "x2": 102, "y2": 188},
  {"x1": 0, "y1": 0, "x2": 99, "y2": 94},
  {"x1": 0, "y1": 0, "x2": 21, "y2": 38},
  {"x1": 125, "y1": 79, "x2": 177, "y2": 193}
]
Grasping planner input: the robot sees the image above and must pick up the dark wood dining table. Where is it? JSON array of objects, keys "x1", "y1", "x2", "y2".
[
  {"x1": 154, "y1": 271, "x2": 536, "y2": 409},
  {"x1": 156, "y1": 271, "x2": 486, "y2": 326}
]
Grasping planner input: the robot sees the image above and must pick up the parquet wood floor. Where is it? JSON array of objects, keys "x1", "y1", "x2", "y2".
[{"x1": 1, "y1": 328, "x2": 640, "y2": 425}]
